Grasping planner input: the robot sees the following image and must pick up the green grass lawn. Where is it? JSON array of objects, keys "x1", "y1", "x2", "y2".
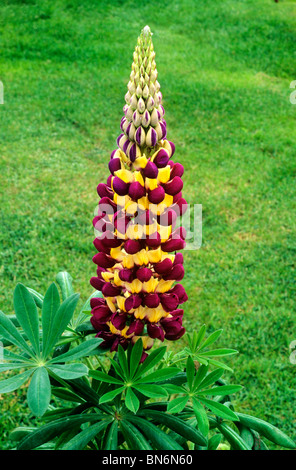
[{"x1": 1, "y1": 0, "x2": 296, "y2": 449}]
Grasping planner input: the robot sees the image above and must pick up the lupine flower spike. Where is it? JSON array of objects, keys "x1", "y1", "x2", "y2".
[{"x1": 90, "y1": 26, "x2": 188, "y2": 360}]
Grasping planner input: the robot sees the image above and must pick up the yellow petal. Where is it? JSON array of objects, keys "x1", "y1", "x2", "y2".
[
  {"x1": 114, "y1": 168, "x2": 134, "y2": 184},
  {"x1": 122, "y1": 254, "x2": 135, "y2": 269},
  {"x1": 134, "y1": 171, "x2": 145, "y2": 186},
  {"x1": 157, "y1": 224, "x2": 172, "y2": 242},
  {"x1": 133, "y1": 156, "x2": 148, "y2": 169},
  {"x1": 147, "y1": 247, "x2": 162, "y2": 263},
  {"x1": 133, "y1": 249, "x2": 149, "y2": 266},
  {"x1": 143, "y1": 277, "x2": 158, "y2": 293},
  {"x1": 110, "y1": 246, "x2": 124, "y2": 262},
  {"x1": 116, "y1": 296, "x2": 126, "y2": 312},
  {"x1": 137, "y1": 196, "x2": 149, "y2": 210},
  {"x1": 156, "y1": 279, "x2": 175, "y2": 293},
  {"x1": 126, "y1": 223, "x2": 144, "y2": 240},
  {"x1": 105, "y1": 298, "x2": 117, "y2": 314},
  {"x1": 163, "y1": 193, "x2": 174, "y2": 207},
  {"x1": 145, "y1": 178, "x2": 158, "y2": 191},
  {"x1": 133, "y1": 305, "x2": 147, "y2": 320},
  {"x1": 101, "y1": 272, "x2": 114, "y2": 282},
  {"x1": 157, "y1": 166, "x2": 171, "y2": 184}
]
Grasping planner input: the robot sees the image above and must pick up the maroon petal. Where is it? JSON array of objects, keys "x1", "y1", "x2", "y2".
[
  {"x1": 163, "y1": 264, "x2": 185, "y2": 281},
  {"x1": 161, "y1": 237, "x2": 186, "y2": 252},
  {"x1": 111, "y1": 312, "x2": 128, "y2": 330},
  {"x1": 100, "y1": 231, "x2": 122, "y2": 248},
  {"x1": 171, "y1": 163, "x2": 184, "y2": 179},
  {"x1": 143, "y1": 293, "x2": 160, "y2": 308},
  {"x1": 124, "y1": 239, "x2": 142, "y2": 254},
  {"x1": 93, "y1": 237, "x2": 111, "y2": 255},
  {"x1": 147, "y1": 323, "x2": 165, "y2": 341},
  {"x1": 109, "y1": 158, "x2": 122, "y2": 175},
  {"x1": 92, "y1": 252, "x2": 116, "y2": 269},
  {"x1": 102, "y1": 283, "x2": 121, "y2": 297},
  {"x1": 164, "y1": 176, "x2": 183, "y2": 196},
  {"x1": 158, "y1": 209, "x2": 177, "y2": 227},
  {"x1": 145, "y1": 231, "x2": 161, "y2": 248},
  {"x1": 119, "y1": 268, "x2": 134, "y2": 283},
  {"x1": 125, "y1": 294, "x2": 142, "y2": 312},
  {"x1": 113, "y1": 177, "x2": 129, "y2": 196},
  {"x1": 169, "y1": 284, "x2": 188, "y2": 304},
  {"x1": 97, "y1": 183, "x2": 114, "y2": 199},
  {"x1": 126, "y1": 319, "x2": 144, "y2": 336},
  {"x1": 128, "y1": 181, "x2": 146, "y2": 200},
  {"x1": 154, "y1": 258, "x2": 173, "y2": 275},
  {"x1": 136, "y1": 267, "x2": 152, "y2": 282},
  {"x1": 90, "y1": 277, "x2": 104, "y2": 291},
  {"x1": 159, "y1": 293, "x2": 179, "y2": 312},
  {"x1": 90, "y1": 297, "x2": 105, "y2": 308},
  {"x1": 143, "y1": 161, "x2": 158, "y2": 178},
  {"x1": 148, "y1": 186, "x2": 165, "y2": 204},
  {"x1": 154, "y1": 149, "x2": 169, "y2": 168}
]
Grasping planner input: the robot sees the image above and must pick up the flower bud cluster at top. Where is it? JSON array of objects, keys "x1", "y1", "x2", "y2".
[{"x1": 90, "y1": 26, "x2": 188, "y2": 361}]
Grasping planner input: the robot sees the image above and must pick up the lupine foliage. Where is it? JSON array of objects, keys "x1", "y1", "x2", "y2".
[{"x1": 0, "y1": 274, "x2": 295, "y2": 450}]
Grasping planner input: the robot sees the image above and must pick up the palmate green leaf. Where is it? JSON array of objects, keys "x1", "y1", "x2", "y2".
[
  {"x1": 104, "y1": 421, "x2": 118, "y2": 450},
  {"x1": 13, "y1": 284, "x2": 40, "y2": 356},
  {"x1": 0, "y1": 369, "x2": 34, "y2": 394},
  {"x1": 27, "y1": 288, "x2": 44, "y2": 309},
  {"x1": 198, "y1": 385, "x2": 243, "y2": 397},
  {"x1": 206, "y1": 358, "x2": 234, "y2": 372},
  {"x1": 61, "y1": 420, "x2": 111, "y2": 450},
  {"x1": 109, "y1": 358, "x2": 125, "y2": 380},
  {"x1": 99, "y1": 387, "x2": 125, "y2": 404},
  {"x1": 18, "y1": 414, "x2": 105, "y2": 450},
  {"x1": 141, "y1": 409, "x2": 207, "y2": 447},
  {"x1": 27, "y1": 367, "x2": 51, "y2": 417},
  {"x1": 162, "y1": 383, "x2": 186, "y2": 394},
  {"x1": 192, "y1": 364, "x2": 208, "y2": 390},
  {"x1": 89, "y1": 369, "x2": 123, "y2": 385},
  {"x1": 129, "y1": 338, "x2": 143, "y2": 378},
  {"x1": 0, "y1": 312, "x2": 32, "y2": 359},
  {"x1": 136, "y1": 367, "x2": 179, "y2": 384},
  {"x1": 199, "y1": 348, "x2": 238, "y2": 357},
  {"x1": 47, "y1": 363, "x2": 89, "y2": 380},
  {"x1": 117, "y1": 345, "x2": 129, "y2": 379},
  {"x1": 198, "y1": 329, "x2": 223, "y2": 351},
  {"x1": 125, "y1": 387, "x2": 140, "y2": 413},
  {"x1": 198, "y1": 368, "x2": 224, "y2": 390},
  {"x1": 217, "y1": 423, "x2": 251, "y2": 450},
  {"x1": 42, "y1": 293, "x2": 80, "y2": 358},
  {"x1": 133, "y1": 346, "x2": 167, "y2": 380},
  {"x1": 120, "y1": 420, "x2": 153, "y2": 450},
  {"x1": 48, "y1": 338, "x2": 102, "y2": 364},
  {"x1": 207, "y1": 433, "x2": 222, "y2": 450},
  {"x1": 192, "y1": 397, "x2": 209, "y2": 437},
  {"x1": 186, "y1": 356, "x2": 195, "y2": 389},
  {"x1": 0, "y1": 362, "x2": 34, "y2": 372},
  {"x1": 127, "y1": 416, "x2": 183, "y2": 450},
  {"x1": 198, "y1": 397, "x2": 239, "y2": 421},
  {"x1": 51, "y1": 387, "x2": 84, "y2": 404},
  {"x1": 55, "y1": 272, "x2": 74, "y2": 301},
  {"x1": 133, "y1": 384, "x2": 168, "y2": 398},
  {"x1": 167, "y1": 396, "x2": 189, "y2": 414},
  {"x1": 41, "y1": 283, "x2": 60, "y2": 358},
  {"x1": 236, "y1": 412, "x2": 296, "y2": 449}
]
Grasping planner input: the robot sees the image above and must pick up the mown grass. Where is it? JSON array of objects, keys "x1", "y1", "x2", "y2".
[{"x1": 1, "y1": 0, "x2": 296, "y2": 449}]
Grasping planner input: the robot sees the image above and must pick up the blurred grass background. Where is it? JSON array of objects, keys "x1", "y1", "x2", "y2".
[{"x1": 0, "y1": 0, "x2": 296, "y2": 449}]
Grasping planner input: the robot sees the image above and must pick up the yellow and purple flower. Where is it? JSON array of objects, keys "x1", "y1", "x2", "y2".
[{"x1": 90, "y1": 26, "x2": 188, "y2": 358}]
